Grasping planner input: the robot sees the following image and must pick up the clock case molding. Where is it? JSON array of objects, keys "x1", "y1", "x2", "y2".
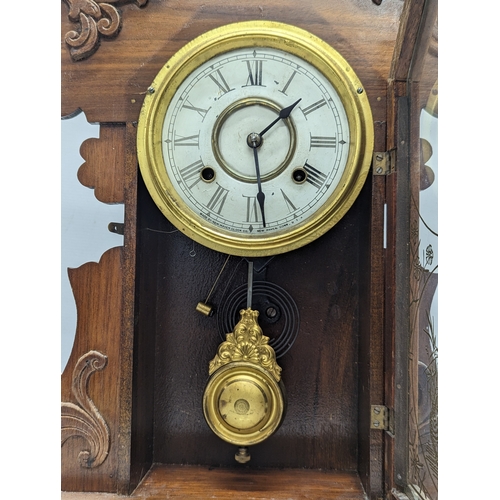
[{"x1": 61, "y1": 0, "x2": 438, "y2": 498}]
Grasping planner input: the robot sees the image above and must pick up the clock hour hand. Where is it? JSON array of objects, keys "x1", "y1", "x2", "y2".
[
  {"x1": 259, "y1": 98, "x2": 302, "y2": 137},
  {"x1": 245, "y1": 100, "x2": 301, "y2": 229}
]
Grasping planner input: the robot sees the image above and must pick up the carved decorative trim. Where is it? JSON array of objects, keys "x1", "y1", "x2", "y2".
[
  {"x1": 63, "y1": 0, "x2": 149, "y2": 61},
  {"x1": 61, "y1": 350, "x2": 110, "y2": 468},
  {"x1": 209, "y1": 308, "x2": 282, "y2": 382}
]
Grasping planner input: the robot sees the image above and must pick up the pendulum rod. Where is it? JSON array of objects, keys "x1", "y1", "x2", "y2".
[{"x1": 247, "y1": 260, "x2": 254, "y2": 309}]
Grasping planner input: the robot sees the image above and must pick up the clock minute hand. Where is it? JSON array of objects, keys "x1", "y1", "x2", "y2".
[
  {"x1": 251, "y1": 138, "x2": 267, "y2": 228},
  {"x1": 259, "y1": 98, "x2": 302, "y2": 137}
]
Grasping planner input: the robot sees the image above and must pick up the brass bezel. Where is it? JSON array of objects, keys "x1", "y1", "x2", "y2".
[{"x1": 137, "y1": 21, "x2": 374, "y2": 256}]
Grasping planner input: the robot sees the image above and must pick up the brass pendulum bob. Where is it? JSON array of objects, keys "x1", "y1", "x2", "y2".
[{"x1": 202, "y1": 261, "x2": 286, "y2": 462}]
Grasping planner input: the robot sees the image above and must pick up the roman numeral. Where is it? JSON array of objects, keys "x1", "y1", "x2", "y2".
[
  {"x1": 182, "y1": 99, "x2": 209, "y2": 118},
  {"x1": 310, "y1": 135, "x2": 337, "y2": 149},
  {"x1": 303, "y1": 162, "x2": 328, "y2": 189},
  {"x1": 280, "y1": 189, "x2": 297, "y2": 213},
  {"x1": 207, "y1": 69, "x2": 233, "y2": 95},
  {"x1": 174, "y1": 133, "x2": 199, "y2": 147},
  {"x1": 244, "y1": 60, "x2": 264, "y2": 86},
  {"x1": 301, "y1": 98, "x2": 327, "y2": 117},
  {"x1": 207, "y1": 184, "x2": 229, "y2": 214},
  {"x1": 243, "y1": 195, "x2": 259, "y2": 222},
  {"x1": 279, "y1": 70, "x2": 297, "y2": 96},
  {"x1": 179, "y1": 159, "x2": 203, "y2": 188}
]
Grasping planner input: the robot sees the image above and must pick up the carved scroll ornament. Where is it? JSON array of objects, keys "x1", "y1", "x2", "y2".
[
  {"x1": 61, "y1": 350, "x2": 110, "y2": 468},
  {"x1": 63, "y1": 0, "x2": 148, "y2": 61}
]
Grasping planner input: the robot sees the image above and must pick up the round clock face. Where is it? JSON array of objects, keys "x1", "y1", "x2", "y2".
[{"x1": 137, "y1": 22, "x2": 373, "y2": 256}]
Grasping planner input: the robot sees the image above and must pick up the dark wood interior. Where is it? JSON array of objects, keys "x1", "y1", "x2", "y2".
[{"x1": 132, "y1": 171, "x2": 372, "y2": 470}]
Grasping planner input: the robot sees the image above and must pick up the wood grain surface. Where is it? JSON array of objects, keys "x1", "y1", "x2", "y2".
[
  {"x1": 64, "y1": 464, "x2": 367, "y2": 499},
  {"x1": 61, "y1": 0, "x2": 404, "y2": 123},
  {"x1": 61, "y1": 124, "x2": 134, "y2": 492},
  {"x1": 61, "y1": 247, "x2": 124, "y2": 492},
  {"x1": 78, "y1": 124, "x2": 126, "y2": 204}
]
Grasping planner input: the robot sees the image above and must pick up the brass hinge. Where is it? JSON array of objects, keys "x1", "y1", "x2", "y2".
[
  {"x1": 373, "y1": 149, "x2": 396, "y2": 175},
  {"x1": 370, "y1": 405, "x2": 394, "y2": 434}
]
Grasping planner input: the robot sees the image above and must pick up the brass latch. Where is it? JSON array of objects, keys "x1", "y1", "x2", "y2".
[
  {"x1": 371, "y1": 405, "x2": 394, "y2": 433},
  {"x1": 108, "y1": 222, "x2": 125, "y2": 235},
  {"x1": 373, "y1": 150, "x2": 396, "y2": 175}
]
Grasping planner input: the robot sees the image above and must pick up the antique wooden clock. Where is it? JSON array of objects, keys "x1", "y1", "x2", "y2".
[{"x1": 61, "y1": 1, "x2": 438, "y2": 499}]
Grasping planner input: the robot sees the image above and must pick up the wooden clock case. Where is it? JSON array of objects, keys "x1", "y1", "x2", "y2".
[{"x1": 61, "y1": 0, "x2": 438, "y2": 498}]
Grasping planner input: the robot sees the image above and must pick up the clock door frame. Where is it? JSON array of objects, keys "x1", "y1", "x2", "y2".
[{"x1": 384, "y1": 0, "x2": 438, "y2": 496}]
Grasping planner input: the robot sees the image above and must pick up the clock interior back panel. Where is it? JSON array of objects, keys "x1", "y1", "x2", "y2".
[{"x1": 134, "y1": 175, "x2": 368, "y2": 471}]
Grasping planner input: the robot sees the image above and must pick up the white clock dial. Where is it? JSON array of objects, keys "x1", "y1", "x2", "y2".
[
  {"x1": 162, "y1": 47, "x2": 350, "y2": 236},
  {"x1": 137, "y1": 21, "x2": 373, "y2": 256}
]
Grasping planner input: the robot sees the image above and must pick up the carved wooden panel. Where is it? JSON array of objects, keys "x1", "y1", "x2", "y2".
[
  {"x1": 61, "y1": 123, "x2": 138, "y2": 493},
  {"x1": 61, "y1": 247, "x2": 123, "y2": 492},
  {"x1": 61, "y1": 0, "x2": 405, "y2": 123}
]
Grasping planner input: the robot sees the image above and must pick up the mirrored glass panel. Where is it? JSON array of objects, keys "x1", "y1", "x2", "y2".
[{"x1": 408, "y1": 16, "x2": 438, "y2": 499}]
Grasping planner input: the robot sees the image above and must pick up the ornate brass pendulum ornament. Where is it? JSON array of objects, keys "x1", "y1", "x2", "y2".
[{"x1": 203, "y1": 307, "x2": 285, "y2": 463}]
